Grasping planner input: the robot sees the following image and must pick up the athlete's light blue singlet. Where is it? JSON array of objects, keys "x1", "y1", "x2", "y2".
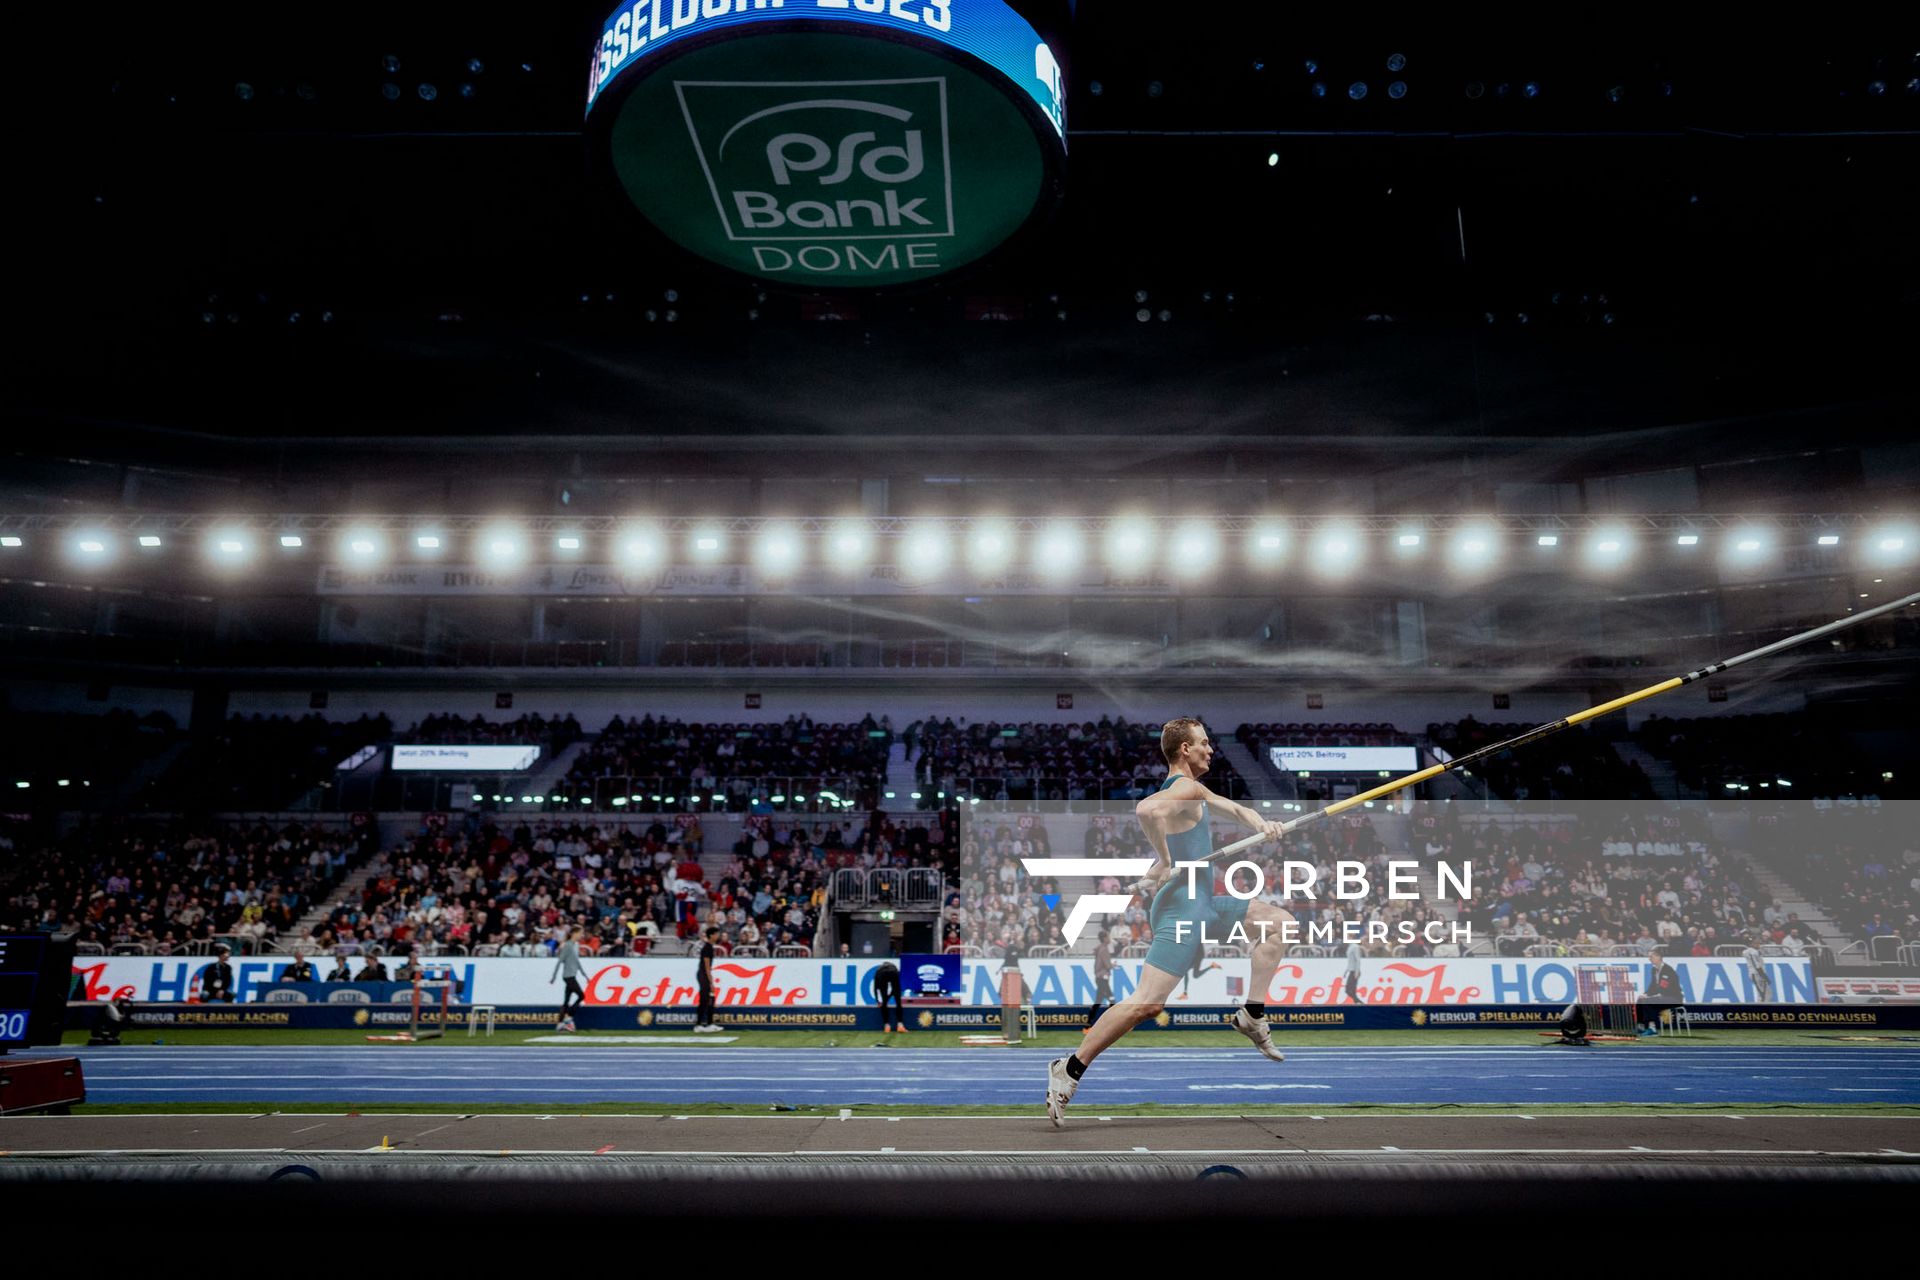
[{"x1": 1143, "y1": 774, "x2": 1250, "y2": 976}]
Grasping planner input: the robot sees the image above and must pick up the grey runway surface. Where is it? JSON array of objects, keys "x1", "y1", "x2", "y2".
[{"x1": 4, "y1": 1112, "x2": 1918, "y2": 1180}]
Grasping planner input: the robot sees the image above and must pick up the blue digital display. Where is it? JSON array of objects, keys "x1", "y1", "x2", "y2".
[{"x1": 586, "y1": 0, "x2": 1065, "y2": 141}]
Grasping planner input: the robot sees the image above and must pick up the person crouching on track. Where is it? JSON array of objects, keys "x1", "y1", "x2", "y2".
[
  {"x1": 873, "y1": 958, "x2": 906, "y2": 1033},
  {"x1": 1047, "y1": 717, "x2": 1297, "y2": 1127}
]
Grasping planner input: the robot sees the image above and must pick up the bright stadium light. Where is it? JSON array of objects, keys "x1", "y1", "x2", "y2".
[
  {"x1": 1725, "y1": 528, "x2": 1770, "y2": 563},
  {"x1": 1309, "y1": 522, "x2": 1363, "y2": 578},
  {"x1": 1867, "y1": 523, "x2": 1914, "y2": 566},
  {"x1": 827, "y1": 519, "x2": 872, "y2": 572},
  {"x1": 413, "y1": 530, "x2": 444, "y2": 555},
  {"x1": 616, "y1": 521, "x2": 666, "y2": 571},
  {"x1": 754, "y1": 521, "x2": 803, "y2": 575},
  {"x1": 1105, "y1": 516, "x2": 1156, "y2": 574},
  {"x1": 207, "y1": 528, "x2": 255, "y2": 566},
  {"x1": 554, "y1": 534, "x2": 583, "y2": 554},
  {"x1": 1033, "y1": 519, "x2": 1084, "y2": 579},
  {"x1": 1168, "y1": 519, "x2": 1219, "y2": 576},
  {"x1": 1536, "y1": 534, "x2": 1559, "y2": 547},
  {"x1": 70, "y1": 532, "x2": 113, "y2": 565},
  {"x1": 689, "y1": 524, "x2": 727, "y2": 561},
  {"x1": 1676, "y1": 533, "x2": 1700, "y2": 546},
  {"x1": 0, "y1": 536, "x2": 21, "y2": 548},
  {"x1": 137, "y1": 535, "x2": 162, "y2": 548},
  {"x1": 279, "y1": 534, "x2": 304, "y2": 548},
  {"x1": 1247, "y1": 522, "x2": 1289, "y2": 568},
  {"x1": 1584, "y1": 525, "x2": 1634, "y2": 571},
  {"x1": 478, "y1": 522, "x2": 527, "y2": 568},
  {"x1": 1395, "y1": 529, "x2": 1424, "y2": 554},
  {"x1": 898, "y1": 521, "x2": 952, "y2": 580},
  {"x1": 1448, "y1": 523, "x2": 1502, "y2": 574},
  {"x1": 339, "y1": 528, "x2": 387, "y2": 565},
  {"x1": 966, "y1": 518, "x2": 1017, "y2": 574},
  {"x1": 1816, "y1": 534, "x2": 1840, "y2": 547}
]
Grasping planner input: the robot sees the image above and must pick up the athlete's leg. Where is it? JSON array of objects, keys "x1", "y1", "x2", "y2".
[
  {"x1": 1074, "y1": 962, "x2": 1182, "y2": 1066},
  {"x1": 1239, "y1": 900, "x2": 1297, "y2": 1007}
]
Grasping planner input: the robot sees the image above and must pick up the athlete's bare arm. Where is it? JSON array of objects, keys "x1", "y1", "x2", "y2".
[
  {"x1": 1190, "y1": 781, "x2": 1285, "y2": 844},
  {"x1": 1132, "y1": 777, "x2": 1203, "y2": 891}
]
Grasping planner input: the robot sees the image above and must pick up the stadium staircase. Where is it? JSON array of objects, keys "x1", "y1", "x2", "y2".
[
  {"x1": 286, "y1": 860, "x2": 381, "y2": 948},
  {"x1": 1217, "y1": 739, "x2": 1290, "y2": 806},
  {"x1": 521, "y1": 738, "x2": 593, "y2": 801},
  {"x1": 1611, "y1": 739, "x2": 1680, "y2": 800},
  {"x1": 882, "y1": 741, "x2": 918, "y2": 812},
  {"x1": 1734, "y1": 850, "x2": 1860, "y2": 964}
]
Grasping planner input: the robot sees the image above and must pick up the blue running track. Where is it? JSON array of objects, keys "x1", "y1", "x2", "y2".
[{"x1": 56, "y1": 1044, "x2": 1920, "y2": 1107}]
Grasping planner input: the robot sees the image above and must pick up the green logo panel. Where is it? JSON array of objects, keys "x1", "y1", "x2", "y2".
[{"x1": 608, "y1": 33, "x2": 1048, "y2": 286}]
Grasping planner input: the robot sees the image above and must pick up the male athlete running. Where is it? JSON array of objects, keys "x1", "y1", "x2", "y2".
[{"x1": 1048, "y1": 717, "x2": 1296, "y2": 1126}]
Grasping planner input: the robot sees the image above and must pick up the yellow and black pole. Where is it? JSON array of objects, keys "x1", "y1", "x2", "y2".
[{"x1": 1207, "y1": 587, "x2": 1920, "y2": 861}]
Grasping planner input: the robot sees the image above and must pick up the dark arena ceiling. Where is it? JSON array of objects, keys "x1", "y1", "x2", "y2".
[{"x1": 11, "y1": 6, "x2": 1920, "y2": 482}]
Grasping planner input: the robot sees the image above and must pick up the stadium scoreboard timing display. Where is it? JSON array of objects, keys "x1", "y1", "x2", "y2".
[
  {"x1": 585, "y1": 0, "x2": 1067, "y2": 286},
  {"x1": 0, "y1": 934, "x2": 76, "y2": 1048}
]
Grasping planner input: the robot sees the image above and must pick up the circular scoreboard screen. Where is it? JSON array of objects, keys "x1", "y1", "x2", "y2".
[{"x1": 585, "y1": 0, "x2": 1067, "y2": 287}]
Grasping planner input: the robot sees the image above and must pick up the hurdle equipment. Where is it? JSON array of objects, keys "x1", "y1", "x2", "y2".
[
  {"x1": 1199, "y1": 589, "x2": 1920, "y2": 865},
  {"x1": 364, "y1": 975, "x2": 454, "y2": 1043},
  {"x1": 1577, "y1": 965, "x2": 1639, "y2": 1038}
]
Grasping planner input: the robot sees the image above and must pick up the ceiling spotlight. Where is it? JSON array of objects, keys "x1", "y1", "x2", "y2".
[
  {"x1": 617, "y1": 522, "x2": 666, "y2": 570},
  {"x1": 1348, "y1": 81, "x2": 1368, "y2": 100},
  {"x1": 1267, "y1": 152, "x2": 1279, "y2": 167},
  {"x1": 478, "y1": 523, "x2": 526, "y2": 567},
  {"x1": 1309, "y1": 523, "x2": 1364, "y2": 578},
  {"x1": 1449, "y1": 524, "x2": 1502, "y2": 573},
  {"x1": 1168, "y1": 520, "x2": 1218, "y2": 576},
  {"x1": 279, "y1": 535, "x2": 304, "y2": 548},
  {"x1": 555, "y1": 535, "x2": 582, "y2": 552},
  {"x1": 1388, "y1": 81, "x2": 1408, "y2": 99},
  {"x1": 1249, "y1": 524, "x2": 1288, "y2": 567},
  {"x1": 967, "y1": 518, "x2": 1017, "y2": 575},
  {"x1": 208, "y1": 530, "x2": 254, "y2": 564},
  {"x1": 1537, "y1": 535, "x2": 1559, "y2": 547},
  {"x1": 754, "y1": 522, "x2": 803, "y2": 575},
  {"x1": 1816, "y1": 534, "x2": 1840, "y2": 546},
  {"x1": 1867, "y1": 524, "x2": 1915, "y2": 564},
  {"x1": 414, "y1": 533, "x2": 443, "y2": 552},
  {"x1": 1676, "y1": 533, "x2": 1700, "y2": 546},
  {"x1": 899, "y1": 522, "x2": 952, "y2": 579},
  {"x1": 827, "y1": 519, "x2": 872, "y2": 571},
  {"x1": 1105, "y1": 517, "x2": 1156, "y2": 573},
  {"x1": 138, "y1": 535, "x2": 162, "y2": 548},
  {"x1": 0, "y1": 537, "x2": 21, "y2": 548},
  {"x1": 77, "y1": 538, "x2": 106, "y2": 554},
  {"x1": 1033, "y1": 520, "x2": 1084, "y2": 579},
  {"x1": 1585, "y1": 527, "x2": 1634, "y2": 571}
]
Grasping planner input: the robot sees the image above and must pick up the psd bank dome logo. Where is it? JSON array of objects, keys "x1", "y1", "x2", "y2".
[{"x1": 585, "y1": 0, "x2": 1065, "y2": 287}]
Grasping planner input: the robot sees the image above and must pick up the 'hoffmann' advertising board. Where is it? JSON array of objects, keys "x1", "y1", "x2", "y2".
[{"x1": 74, "y1": 955, "x2": 1817, "y2": 1009}]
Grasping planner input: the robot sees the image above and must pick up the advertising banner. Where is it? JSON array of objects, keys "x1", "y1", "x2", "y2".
[
  {"x1": 71, "y1": 955, "x2": 1821, "y2": 1010},
  {"x1": 1267, "y1": 746, "x2": 1421, "y2": 773},
  {"x1": 390, "y1": 745, "x2": 541, "y2": 772}
]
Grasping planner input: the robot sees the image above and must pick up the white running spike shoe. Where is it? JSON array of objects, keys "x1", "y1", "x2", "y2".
[
  {"x1": 1230, "y1": 1008, "x2": 1285, "y2": 1062},
  {"x1": 1046, "y1": 1057, "x2": 1080, "y2": 1128}
]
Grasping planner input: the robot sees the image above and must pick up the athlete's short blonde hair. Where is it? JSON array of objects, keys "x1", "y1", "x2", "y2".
[{"x1": 1160, "y1": 717, "x2": 1205, "y2": 765}]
